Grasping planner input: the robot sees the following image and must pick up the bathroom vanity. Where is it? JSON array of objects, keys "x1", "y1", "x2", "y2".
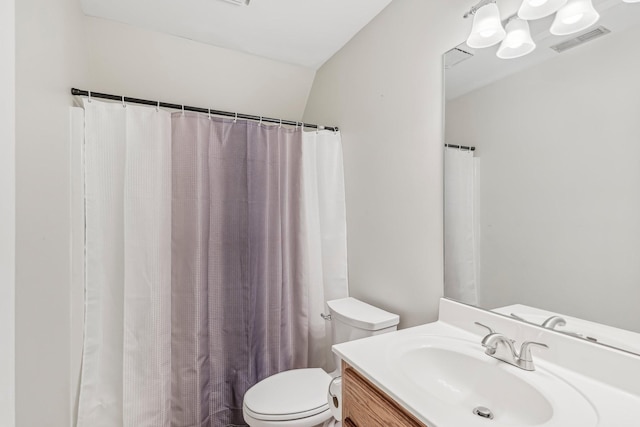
[
  {"x1": 334, "y1": 299, "x2": 640, "y2": 427},
  {"x1": 342, "y1": 362, "x2": 425, "y2": 427}
]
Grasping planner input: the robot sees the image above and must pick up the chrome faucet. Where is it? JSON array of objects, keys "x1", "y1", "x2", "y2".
[
  {"x1": 540, "y1": 316, "x2": 598, "y2": 341},
  {"x1": 541, "y1": 315, "x2": 566, "y2": 329},
  {"x1": 475, "y1": 322, "x2": 548, "y2": 371}
]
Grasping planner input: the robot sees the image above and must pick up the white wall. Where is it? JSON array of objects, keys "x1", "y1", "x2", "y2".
[
  {"x1": 15, "y1": 2, "x2": 317, "y2": 426},
  {"x1": 303, "y1": 0, "x2": 470, "y2": 328},
  {"x1": 0, "y1": 0, "x2": 16, "y2": 426},
  {"x1": 83, "y1": 17, "x2": 316, "y2": 120},
  {"x1": 446, "y1": 24, "x2": 640, "y2": 332},
  {"x1": 15, "y1": 0, "x2": 88, "y2": 425}
]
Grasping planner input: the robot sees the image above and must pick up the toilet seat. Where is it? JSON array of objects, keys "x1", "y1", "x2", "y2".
[{"x1": 243, "y1": 368, "x2": 333, "y2": 425}]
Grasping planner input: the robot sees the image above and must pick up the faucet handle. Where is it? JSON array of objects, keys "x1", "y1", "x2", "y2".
[
  {"x1": 519, "y1": 341, "x2": 549, "y2": 361},
  {"x1": 474, "y1": 322, "x2": 495, "y2": 335},
  {"x1": 510, "y1": 313, "x2": 527, "y2": 322}
]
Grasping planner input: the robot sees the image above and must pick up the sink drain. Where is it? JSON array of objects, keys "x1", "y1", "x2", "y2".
[{"x1": 473, "y1": 406, "x2": 494, "y2": 420}]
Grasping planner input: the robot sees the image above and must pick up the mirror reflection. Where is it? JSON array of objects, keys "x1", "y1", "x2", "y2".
[{"x1": 443, "y1": 0, "x2": 640, "y2": 354}]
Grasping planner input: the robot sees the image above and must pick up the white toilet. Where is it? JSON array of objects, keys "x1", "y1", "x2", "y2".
[{"x1": 242, "y1": 297, "x2": 400, "y2": 427}]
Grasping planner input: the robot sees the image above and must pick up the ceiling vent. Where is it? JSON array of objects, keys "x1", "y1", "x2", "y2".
[
  {"x1": 550, "y1": 26, "x2": 611, "y2": 54},
  {"x1": 444, "y1": 47, "x2": 474, "y2": 69},
  {"x1": 219, "y1": 0, "x2": 250, "y2": 6}
]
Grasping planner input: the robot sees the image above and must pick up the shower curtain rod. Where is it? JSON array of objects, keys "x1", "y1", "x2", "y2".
[
  {"x1": 70, "y1": 88, "x2": 339, "y2": 132},
  {"x1": 445, "y1": 143, "x2": 476, "y2": 151}
]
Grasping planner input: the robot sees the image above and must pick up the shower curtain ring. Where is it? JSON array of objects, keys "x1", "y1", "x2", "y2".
[
  {"x1": 182, "y1": 105, "x2": 185, "y2": 116},
  {"x1": 234, "y1": 112, "x2": 238, "y2": 123},
  {"x1": 208, "y1": 108, "x2": 212, "y2": 120},
  {"x1": 259, "y1": 116, "x2": 263, "y2": 126},
  {"x1": 279, "y1": 119, "x2": 282, "y2": 129},
  {"x1": 122, "y1": 96, "x2": 126, "y2": 108},
  {"x1": 156, "y1": 101, "x2": 160, "y2": 112},
  {"x1": 88, "y1": 91, "x2": 92, "y2": 103}
]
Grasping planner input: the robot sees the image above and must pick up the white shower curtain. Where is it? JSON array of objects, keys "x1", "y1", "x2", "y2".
[
  {"x1": 75, "y1": 99, "x2": 348, "y2": 427},
  {"x1": 301, "y1": 130, "x2": 349, "y2": 371},
  {"x1": 444, "y1": 147, "x2": 479, "y2": 306},
  {"x1": 78, "y1": 100, "x2": 173, "y2": 426}
]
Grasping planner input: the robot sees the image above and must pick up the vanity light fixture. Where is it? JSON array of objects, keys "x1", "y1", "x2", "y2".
[
  {"x1": 550, "y1": 0, "x2": 600, "y2": 35},
  {"x1": 497, "y1": 17, "x2": 536, "y2": 59},
  {"x1": 518, "y1": 0, "x2": 568, "y2": 20},
  {"x1": 465, "y1": 1, "x2": 507, "y2": 48}
]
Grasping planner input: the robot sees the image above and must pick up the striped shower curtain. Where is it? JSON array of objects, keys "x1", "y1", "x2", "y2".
[{"x1": 75, "y1": 100, "x2": 348, "y2": 427}]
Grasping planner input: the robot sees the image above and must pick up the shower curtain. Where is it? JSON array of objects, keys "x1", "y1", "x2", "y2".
[
  {"x1": 76, "y1": 100, "x2": 348, "y2": 427},
  {"x1": 444, "y1": 147, "x2": 479, "y2": 306}
]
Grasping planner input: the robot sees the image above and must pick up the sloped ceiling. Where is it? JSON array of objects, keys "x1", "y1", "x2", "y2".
[{"x1": 81, "y1": 0, "x2": 393, "y2": 69}]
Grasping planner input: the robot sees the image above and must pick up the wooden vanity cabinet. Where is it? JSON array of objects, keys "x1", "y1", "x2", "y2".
[{"x1": 342, "y1": 362, "x2": 427, "y2": 427}]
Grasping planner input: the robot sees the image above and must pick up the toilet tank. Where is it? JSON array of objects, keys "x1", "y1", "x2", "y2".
[{"x1": 327, "y1": 297, "x2": 400, "y2": 347}]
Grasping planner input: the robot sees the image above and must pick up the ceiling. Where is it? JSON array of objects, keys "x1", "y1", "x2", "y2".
[
  {"x1": 446, "y1": 0, "x2": 640, "y2": 100},
  {"x1": 81, "y1": 0, "x2": 393, "y2": 70}
]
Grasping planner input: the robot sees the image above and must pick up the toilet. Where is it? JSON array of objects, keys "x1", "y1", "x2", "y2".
[{"x1": 242, "y1": 297, "x2": 400, "y2": 427}]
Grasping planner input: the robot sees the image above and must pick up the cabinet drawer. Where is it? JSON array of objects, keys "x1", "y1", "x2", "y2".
[{"x1": 342, "y1": 362, "x2": 427, "y2": 427}]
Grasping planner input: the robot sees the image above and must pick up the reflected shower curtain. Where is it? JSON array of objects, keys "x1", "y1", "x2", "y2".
[
  {"x1": 77, "y1": 100, "x2": 348, "y2": 427},
  {"x1": 444, "y1": 147, "x2": 479, "y2": 306}
]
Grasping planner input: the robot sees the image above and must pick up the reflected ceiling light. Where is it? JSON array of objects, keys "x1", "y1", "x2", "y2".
[
  {"x1": 622, "y1": 0, "x2": 640, "y2": 3},
  {"x1": 466, "y1": 2, "x2": 507, "y2": 48},
  {"x1": 550, "y1": 0, "x2": 600, "y2": 36},
  {"x1": 497, "y1": 18, "x2": 536, "y2": 59},
  {"x1": 518, "y1": 0, "x2": 568, "y2": 20}
]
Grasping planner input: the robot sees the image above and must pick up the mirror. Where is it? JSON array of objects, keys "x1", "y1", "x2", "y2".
[{"x1": 443, "y1": 0, "x2": 640, "y2": 355}]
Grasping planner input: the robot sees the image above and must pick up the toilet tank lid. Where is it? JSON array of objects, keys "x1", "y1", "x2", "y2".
[{"x1": 327, "y1": 297, "x2": 399, "y2": 331}]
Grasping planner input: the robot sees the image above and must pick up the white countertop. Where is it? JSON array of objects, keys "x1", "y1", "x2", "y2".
[{"x1": 333, "y1": 299, "x2": 640, "y2": 427}]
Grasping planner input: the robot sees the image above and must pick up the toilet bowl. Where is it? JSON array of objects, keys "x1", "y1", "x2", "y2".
[
  {"x1": 243, "y1": 368, "x2": 332, "y2": 427},
  {"x1": 242, "y1": 297, "x2": 399, "y2": 427}
]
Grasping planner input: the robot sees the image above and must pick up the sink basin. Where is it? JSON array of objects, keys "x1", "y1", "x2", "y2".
[{"x1": 389, "y1": 336, "x2": 598, "y2": 426}]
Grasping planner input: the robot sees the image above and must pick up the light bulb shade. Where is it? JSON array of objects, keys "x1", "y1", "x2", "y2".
[
  {"x1": 497, "y1": 18, "x2": 536, "y2": 59},
  {"x1": 518, "y1": 0, "x2": 568, "y2": 20},
  {"x1": 550, "y1": 0, "x2": 600, "y2": 36},
  {"x1": 466, "y1": 3, "x2": 506, "y2": 48}
]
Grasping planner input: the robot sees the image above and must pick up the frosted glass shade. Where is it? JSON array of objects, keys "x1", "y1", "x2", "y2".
[
  {"x1": 497, "y1": 18, "x2": 536, "y2": 59},
  {"x1": 467, "y1": 3, "x2": 506, "y2": 48},
  {"x1": 518, "y1": 0, "x2": 568, "y2": 20},
  {"x1": 550, "y1": 0, "x2": 600, "y2": 36}
]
